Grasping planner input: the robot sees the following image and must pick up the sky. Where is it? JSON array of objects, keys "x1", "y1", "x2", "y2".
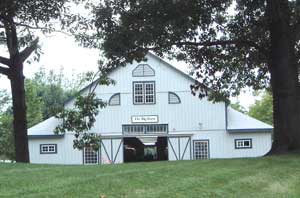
[{"x1": 0, "y1": 32, "x2": 258, "y2": 109}]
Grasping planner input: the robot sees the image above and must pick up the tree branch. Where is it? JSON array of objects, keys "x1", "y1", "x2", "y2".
[
  {"x1": 19, "y1": 37, "x2": 39, "y2": 63},
  {"x1": 12, "y1": 21, "x2": 72, "y2": 36},
  {"x1": 0, "y1": 65, "x2": 10, "y2": 76},
  {"x1": 0, "y1": 56, "x2": 11, "y2": 67},
  {"x1": 176, "y1": 40, "x2": 268, "y2": 56},
  {"x1": 4, "y1": 17, "x2": 19, "y2": 58}
]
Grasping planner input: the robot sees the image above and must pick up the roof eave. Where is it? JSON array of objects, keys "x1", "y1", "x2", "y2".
[
  {"x1": 227, "y1": 128, "x2": 273, "y2": 133},
  {"x1": 28, "y1": 134, "x2": 64, "y2": 139}
]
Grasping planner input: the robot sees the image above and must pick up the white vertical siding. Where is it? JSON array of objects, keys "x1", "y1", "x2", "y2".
[
  {"x1": 192, "y1": 131, "x2": 272, "y2": 159},
  {"x1": 29, "y1": 133, "x2": 82, "y2": 164},
  {"x1": 78, "y1": 54, "x2": 227, "y2": 134}
]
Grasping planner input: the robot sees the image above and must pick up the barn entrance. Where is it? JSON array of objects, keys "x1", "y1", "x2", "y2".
[{"x1": 123, "y1": 137, "x2": 168, "y2": 162}]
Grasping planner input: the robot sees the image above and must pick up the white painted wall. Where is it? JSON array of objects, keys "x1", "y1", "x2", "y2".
[
  {"x1": 29, "y1": 133, "x2": 82, "y2": 164},
  {"x1": 192, "y1": 131, "x2": 272, "y2": 158},
  {"x1": 63, "y1": 54, "x2": 226, "y2": 134}
]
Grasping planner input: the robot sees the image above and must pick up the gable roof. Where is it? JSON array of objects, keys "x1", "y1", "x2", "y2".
[
  {"x1": 226, "y1": 107, "x2": 273, "y2": 133},
  {"x1": 28, "y1": 116, "x2": 63, "y2": 138}
]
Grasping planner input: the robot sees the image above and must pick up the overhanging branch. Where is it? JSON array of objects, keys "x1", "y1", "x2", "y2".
[
  {"x1": 0, "y1": 56, "x2": 11, "y2": 67},
  {"x1": 176, "y1": 39, "x2": 268, "y2": 57},
  {"x1": 0, "y1": 66, "x2": 10, "y2": 76},
  {"x1": 19, "y1": 38, "x2": 39, "y2": 63}
]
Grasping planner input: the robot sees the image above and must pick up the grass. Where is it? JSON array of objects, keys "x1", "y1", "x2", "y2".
[{"x1": 1, "y1": 155, "x2": 300, "y2": 198}]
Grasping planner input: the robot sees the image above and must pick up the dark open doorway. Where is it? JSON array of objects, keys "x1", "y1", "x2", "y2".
[{"x1": 123, "y1": 137, "x2": 168, "y2": 163}]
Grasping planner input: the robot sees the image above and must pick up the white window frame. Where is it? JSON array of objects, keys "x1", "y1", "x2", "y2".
[
  {"x1": 83, "y1": 147, "x2": 99, "y2": 165},
  {"x1": 193, "y1": 140, "x2": 209, "y2": 159},
  {"x1": 235, "y1": 139, "x2": 252, "y2": 149},
  {"x1": 133, "y1": 82, "x2": 155, "y2": 104},
  {"x1": 40, "y1": 144, "x2": 57, "y2": 154}
]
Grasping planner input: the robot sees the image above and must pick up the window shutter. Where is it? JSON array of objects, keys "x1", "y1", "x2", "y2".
[
  {"x1": 109, "y1": 93, "x2": 120, "y2": 106},
  {"x1": 168, "y1": 92, "x2": 181, "y2": 104},
  {"x1": 143, "y1": 64, "x2": 155, "y2": 76},
  {"x1": 132, "y1": 64, "x2": 155, "y2": 77}
]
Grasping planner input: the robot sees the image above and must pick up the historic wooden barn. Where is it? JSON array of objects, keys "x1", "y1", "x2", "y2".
[{"x1": 28, "y1": 53, "x2": 272, "y2": 164}]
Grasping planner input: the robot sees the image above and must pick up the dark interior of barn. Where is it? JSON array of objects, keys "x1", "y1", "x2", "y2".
[{"x1": 123, "y1": 137, "x2": 168, "y2": 162}]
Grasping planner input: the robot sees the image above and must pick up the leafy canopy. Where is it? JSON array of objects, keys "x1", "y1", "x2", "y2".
[
  {"x1": 248, "y1": 91, "x2": 273, "y2": 125},
  {"x1": 76, "y1": 0, "x2": 299, "y2": 101}
]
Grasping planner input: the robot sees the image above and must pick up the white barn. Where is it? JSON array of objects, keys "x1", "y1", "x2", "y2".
[{"x1": 28, "y1": 53, "x2": 272, "y2": 165}]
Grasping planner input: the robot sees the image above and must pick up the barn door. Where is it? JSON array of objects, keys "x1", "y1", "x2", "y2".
[
  {"x1": 101, "y1": 138, "x2": 123, "y2": 164},
  {"x1": 168, "y1": 136, "x2": 191, "y2": 161}
]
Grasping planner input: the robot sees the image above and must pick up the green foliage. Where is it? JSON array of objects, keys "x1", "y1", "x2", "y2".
[
  {"x1": 0, "y1": 81, "x2": 44, "y2": 159},
  {"x1": 0, "y1": 69, "x2": 87, "y2": 159},
  {"x1": 0, "y1": 114, "x2": 14, "y2": 160},
  {"x1": 0, "y1": 0, "x2": 76, "y2": 66},
  {"x1": 230, "y1": 102, "x2": 247, "y2": 114},
  {"x1": 248, "y1": 91, "x2": 273, "y2": 125},
  {"x1": 55, "y1": 71, "x2": 115, "y2": 151},
  {"x1": 0, "y1": 90, "x2": 11, "y2": 114},
  {"x1": 77, "y1": 0, "x2": 299, "y2": 103},
  {"x1": 55, "y1": 92, "x2": 105, "y2": 151},
  {"x1": 25, "y1": 80, "x2": 43, "y2": 128},
  {"x1": 1, "y1": 0, "x2": 86, "y2": 162},
  {"x1": 30, "y1": 67, "x2": 88, "y2": 119},
  {"x1": 0, "y1": 91, "x2": 14, "y2": 160}
]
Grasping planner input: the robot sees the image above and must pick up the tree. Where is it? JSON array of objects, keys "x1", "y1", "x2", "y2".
[
  {"x1": 30, "y1": 67, "x2": 87, "y2": 119},
  {"x1": 81, "y1": 0, "x2": 300, "y2": 153},
  {"x1": 0, "y1": 90, "x2": 14, "y2": 160},
  {"x1": 0, "y1": 69, "x2": 85, "y2": 160},
  {"x1": 0, "y1": 114, "x2": 14, "y2": 160},
  {"x1": 248, "y1": 91, "x2": 273, "y2": 125},
  {"x1": 0, "y1": 0, "x2": 75, "y2": 162},
  {"x1": 230, "y1": 101, "x2": 247, "y2": 114},
  {"x1": 25, "y1": 79, "x2": 43, "y2": 128}
]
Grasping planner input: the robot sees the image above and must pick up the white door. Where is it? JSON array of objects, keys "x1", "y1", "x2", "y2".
[
  {"x1": 193, "y1": 140, "x2": 210, "y2": 159},
  {"x1": 168, "y1": 136, "x2": 191, "y2": 161},
  {"x1": 101, "y1": 138, "x2": 123, "y2": 164}
]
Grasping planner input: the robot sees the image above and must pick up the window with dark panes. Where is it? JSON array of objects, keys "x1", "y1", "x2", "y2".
[{"x1": 133, "y1": 82, "x2": 155, "y2": 104}]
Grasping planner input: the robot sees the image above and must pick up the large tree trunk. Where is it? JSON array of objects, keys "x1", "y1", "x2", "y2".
[
  {"x1": 268, "y1": 0, "x2": 300, "y2": 153},
  {"x1": 9, "y1": 63, "x2": 29, "y2": 162}
]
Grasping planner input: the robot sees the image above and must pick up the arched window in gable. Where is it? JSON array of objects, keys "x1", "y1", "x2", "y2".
[
  {"x1": 168, "y1": 92, "x2": 181, "y2": 104},
  {"x1": 109, "y1": 93, "x2": 121, "y2": 106},
  {"x1": 132, "y1": 64, "x2": 155, "y2": 77}
]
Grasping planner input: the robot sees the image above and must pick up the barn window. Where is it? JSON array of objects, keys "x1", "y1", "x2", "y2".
[
  {"x1": 132, "y1": 64, "x2": 155, "y2": 77},
  {"x1": 133, "y1": 82, "x2": 155, "y2": 104},
  {"x1": 168, "y1": 92, "x2": 181, "y2": 104},
  {"x1": 122, "y1": 124, "x2": 168, "y2": 135},
  {"x1": 109, "y1": 93, "x2": 120, "y2": 106},
  {"x1": 84, "y1": 147, "x2": 98, "y2": 164},
  {"x1": 235, "y1": 139, "x2": 252, "y2": 149},
  {"x1": 193, "y1": 140, "x2": 209, "y2": 159},
  {"x1": 40, "y1": 144, "x2": 57, "y2": 154}
]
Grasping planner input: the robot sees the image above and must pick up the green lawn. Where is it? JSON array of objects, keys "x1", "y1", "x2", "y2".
[{"x1": 1, "y1": 155, "x2": 300, "y2": 198}]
